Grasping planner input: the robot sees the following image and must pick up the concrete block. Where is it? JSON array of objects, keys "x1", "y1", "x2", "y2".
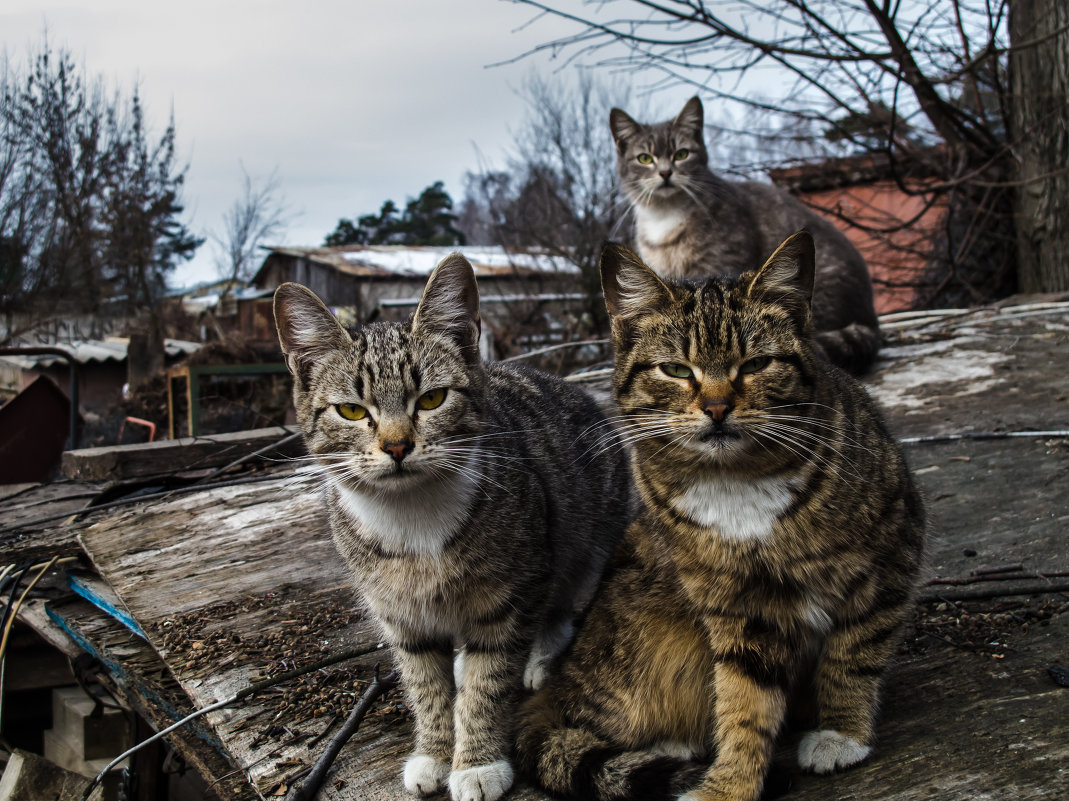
[
  {"x1": 42, "y1": 729, "x2": 110, "y2": 778},
  {"x1": 50, "y1": 686, "x2": 129, "y2": 760}
]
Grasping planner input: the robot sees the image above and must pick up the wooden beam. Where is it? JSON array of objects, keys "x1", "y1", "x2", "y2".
[{"x1": 60, "y1": 425, "x2": 304, "y2": 482}]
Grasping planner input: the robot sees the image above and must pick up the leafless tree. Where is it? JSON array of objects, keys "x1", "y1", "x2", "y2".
[
  {"x1": 460, "y1": 72, "x2": 638, "y2": 337},
  {"x1": 505, "y1": 0, "x2": 1069, "y2": 303},
  {"x1": 213, "y1": 165, "x2": 291, "y2": 293},
  {"x1": 1, "y1": 35, "x2": 200, "y2": 341}
]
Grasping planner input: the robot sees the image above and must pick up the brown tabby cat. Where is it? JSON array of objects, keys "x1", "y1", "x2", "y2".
[
  {"x1": 274, "y1": 255, "x2": 630, "y2": 801},
  {"x1": 611, "y1": 97, "x2": 881, "y2": 374},
  {"x1": 515, "y1": 232, "x2": 926, "y2": 801}
]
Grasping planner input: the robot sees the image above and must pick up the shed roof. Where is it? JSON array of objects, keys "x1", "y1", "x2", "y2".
[
  {"x1": 256, "y1": 245, "x2": 579, "y2": 282},
  {"x1": 0, "y1": 338, "x2": 200, "y2": 370}
]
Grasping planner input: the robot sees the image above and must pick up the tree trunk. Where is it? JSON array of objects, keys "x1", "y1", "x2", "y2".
[{"x1": 1010, "y1": 0, "x2": 1069, "y2": 293}]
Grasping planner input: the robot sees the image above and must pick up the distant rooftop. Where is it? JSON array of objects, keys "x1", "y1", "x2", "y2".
[
  {"x1": 259, "y1": 245, "x2": 580, "y2": 281},
  {"x1": 0, "y1": 338, "x2": 200, "y2": 369}
]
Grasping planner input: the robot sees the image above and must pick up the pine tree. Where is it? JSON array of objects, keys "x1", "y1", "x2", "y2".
[{"x1": 324, "y1": 183, "x2": 464, "y2": 247}]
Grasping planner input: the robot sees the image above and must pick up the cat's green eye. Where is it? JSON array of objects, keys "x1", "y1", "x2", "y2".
[
  {"x1": 660, "y1": 362, "x2": 694, "y2": 379},
  {"x1": 740, "y1": 356, "x2": 772, "y2": 374},
  {"x1": 636, "y1": 153, "x2": 654, "y2": 165},
  {"x1": 417, "y1": 388, "x2": 447, "y2": 411},
  {"x1": 336, "y1": 403, "x2": 367, "y2": 421},
  {"x1": 673, "y1": 148, "x2": 689, "y2": 161}
]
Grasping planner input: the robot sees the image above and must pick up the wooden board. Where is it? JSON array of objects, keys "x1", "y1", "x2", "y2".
[
  {"x1": 33, "y1": 596, "x2": 256, "y2": 801},
  {"x1": 0, "y1": 481, "x2": 106, "y2": 562},
  {"x1": 868, "y1": 303, "x2": 1069, "y2": 440},
  {"x1": 75, "y1": 473, "x2": 407, "y2": 799},
  {"x1": 780, "y1": 604, "x2": 1069, "y2": 800},
  {"x1": 61, "y1": 425, "x2": 303, "y2": 482},
  {"x1": 67, "y1": 304, "x2": 1069, "y2": 801}
]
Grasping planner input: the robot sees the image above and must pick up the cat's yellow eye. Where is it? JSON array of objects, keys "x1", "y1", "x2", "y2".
[
  {"x1": 336, "y1": 403, "x2": 367, "y2": 421},
  {"x1": 740, "y1": 356, "x2": 772, "y2": 374},
  {"x1": 417, "y1": 388, "x2": 447, "y2": 410},
  {"x1": 660, "y1": 362, "x2": 693, "y2": 379},
  {"x1": 673, "y1": 148, "x2": 689, "y2": 161},
  {"x1": 636, "y1": 153, "x2": 654, "y2": 165}
]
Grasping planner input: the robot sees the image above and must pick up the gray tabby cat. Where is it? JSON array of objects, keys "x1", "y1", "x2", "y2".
[
  {"x1": 273, "y1": 254, "x2": 630, "y2": 801},
  {"x1": 611, "y1": 96, "x2": 881, "y2": 373}
]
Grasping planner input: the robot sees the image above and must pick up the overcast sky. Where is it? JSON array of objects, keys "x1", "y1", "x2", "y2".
[{"x1": 2, "y1": 1, "x2": 693, "y2": 288}]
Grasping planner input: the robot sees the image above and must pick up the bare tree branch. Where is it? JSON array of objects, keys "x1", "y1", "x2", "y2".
[{"x1": 213, "y1": 164, "x2": 292, "y2": 294}]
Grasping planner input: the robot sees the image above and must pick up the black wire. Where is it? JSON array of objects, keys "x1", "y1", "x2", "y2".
[{"x1": 0, "y1": 563, "x2": 34, "y2": 635}]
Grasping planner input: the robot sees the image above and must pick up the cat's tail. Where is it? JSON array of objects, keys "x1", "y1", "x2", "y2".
[
  {"x1": 814, "y1": 321, "x2": 882, "y2": 374},
  {"x1": 515, "y1": 693, "x2": 699, "y2": 801}
]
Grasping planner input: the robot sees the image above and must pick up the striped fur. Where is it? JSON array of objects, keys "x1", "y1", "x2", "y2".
[
  {"x1": 611, "y1": 96, "x2": 881, "y2": 374},
  {"x1": 274, "y1": 255, "x2": 630, "y2": 801},
  {"x1": 516, "y1": 233, "x2": 925, "y2": 801}
]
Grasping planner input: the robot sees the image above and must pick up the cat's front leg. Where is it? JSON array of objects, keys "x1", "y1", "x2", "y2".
[
  {"x1": 449, "y1": 644, "x2": 524, "y2": 801},
  {"x1": 523, "y1": 616, "x2": 574, "y2": 690},
  {"x1": 798, "y1": 609, "x2": 906, "y2": 774},
  {"x1": 391, "y1": 638, "x2": 456, "y2": 796},
  {"x1": 680, "y1": 646, "x2": 789, "y2": 801}
]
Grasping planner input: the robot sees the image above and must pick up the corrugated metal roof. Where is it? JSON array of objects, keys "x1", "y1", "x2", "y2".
[{"x1": 0, "y1": 338, "x2": 201, "y2": 370}]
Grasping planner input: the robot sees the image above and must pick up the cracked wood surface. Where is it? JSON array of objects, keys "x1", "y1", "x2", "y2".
[{"x1": 39, "y1": 302, "x2": 1069, "y2": 800}]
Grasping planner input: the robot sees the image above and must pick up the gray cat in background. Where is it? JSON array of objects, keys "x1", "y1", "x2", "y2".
[
  {"x1": 611, "y1": 96, "x2": 881, "y2": 373},
  {"x1": 274, "y1": 255, "x2": 630, "y2": 801}
]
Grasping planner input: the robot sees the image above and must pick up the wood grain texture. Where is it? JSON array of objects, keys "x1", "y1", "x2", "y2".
[{"x1": 17, "y1": 303, "x2": 1068, "y2": 801}]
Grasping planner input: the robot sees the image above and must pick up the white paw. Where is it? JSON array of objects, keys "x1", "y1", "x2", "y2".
[
  {"x1": 404, "y1": 754, "x2": 450, "y2": 796},
  {"x1": 523, "y1": 656, "x2": 550, "y2": 691},
  {"x1": 448, "y1": 760, "x2": 514, "y2": 801},
  {"x1": 797, "y1": 729, "x2": 872, "y2": 774},
  {"x1": 523, "y1": 620, "x2": 573, "y2": 690}
]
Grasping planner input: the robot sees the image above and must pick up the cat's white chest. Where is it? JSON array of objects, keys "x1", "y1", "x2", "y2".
[
  {"x1": 672, "y1": 474, "x2": 793, "y2": 541},
  {"x1": 330, "y1": 473, "x2": 477, "y2": 556},
  {"x1": 637, "y1": 204, "x2": 687, "y2": 246}
]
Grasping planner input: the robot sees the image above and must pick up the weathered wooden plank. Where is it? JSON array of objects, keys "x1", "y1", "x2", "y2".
[
  {"x1": 60, "y1": 425, "x2": 304, "y2": 482},
  {"x1": 0, "y1": 482, "x2": 106, "y2": 563},
  {"x1": 17, "y1": 598, "x2": 83, "y2": 660},
  {"x1": 867, "y1": 304, "x2": 1069, "y2": 440},
  {"x1": 778, "y1": 600, "x2": 1068, "y2": 800},
  {"x1": 39, "y1": 596, "x2": 257, "y2": 801},
  {"x1": 74, "y1": 474, "x2": 411, "y2": 799},
  {"x1": 0, "y1": 482, "x2": 104, "y2": 533},
  {"x1": 66, "y1": 305, "x2": 1069, "y2": 801},
  {"x1": 67, "y1": 571, "x2": 147, "y2": 639}
]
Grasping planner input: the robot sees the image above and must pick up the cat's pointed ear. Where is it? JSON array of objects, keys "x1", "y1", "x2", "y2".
[
  {"x1": 412, "y1": 253, "x2": 481, "y2": 362},
  {"x1": 274, "y1": 282, "x2": 352, "y2": 375},
  {"x1": 747, "y1": 230, "x2": 816, "y2": 307},
  {"x1": 674, "y1": 96, "x2": 704, "y2": 138},
  {"x1": 601, "y1": 243, "x2": 674, "y2": 321},
  {"x1": 609, "y1": 107, "x2": 642, "y2": 151}
]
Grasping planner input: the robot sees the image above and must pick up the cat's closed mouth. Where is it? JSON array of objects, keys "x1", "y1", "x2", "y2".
[{"x1": 698, "y1": 427, "x2": 740, "y2": 445}]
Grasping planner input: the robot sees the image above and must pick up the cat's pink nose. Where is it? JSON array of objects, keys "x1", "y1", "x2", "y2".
[
  {"x1": 703, "y1": 399, "x2": 732, "y2": 423},
  {"x1": 659, "y1": 170, "x2": 672, "y2": 182},
  {"x1": 382, "y1": 440, "x2": 413, "y2": 462}
]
